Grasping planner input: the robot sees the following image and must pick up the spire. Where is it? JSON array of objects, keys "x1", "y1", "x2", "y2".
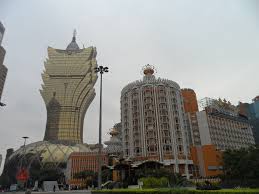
[
  {"x1": 66, "y1": 29, "x2": 80, "y2": 51},
  {"x1": 72, "y1": 29, "x2": 76, "y2": 42}
]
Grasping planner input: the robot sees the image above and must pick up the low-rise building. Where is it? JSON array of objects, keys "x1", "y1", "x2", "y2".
[{"x1": 66, "y1": 152, "x2": 109, "y2": 187}]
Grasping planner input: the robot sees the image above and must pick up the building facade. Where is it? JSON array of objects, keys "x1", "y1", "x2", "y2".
[
  {"x1": 66, "y1": 152, "x2": 109, "y2": 187},
  {"x1": 40, "y1": 31, "x2": 98, "y2": 144},
  {"x1": 190, "y1": 145, "x2": 223, "y2": 177},
  {"x1": 0, "y1": 22, "x2": 7, "y2": 103},
  {"x1": 120, "y1": 65, "x2": 193, "y2": 178},
  {"x1": 197, "y1": 98, "x2": 255, "y2": 151}
]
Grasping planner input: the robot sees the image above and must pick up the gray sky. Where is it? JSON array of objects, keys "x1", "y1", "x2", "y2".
[{"x1": 0, "y1": 0, "x2": 259, "y2": 172}]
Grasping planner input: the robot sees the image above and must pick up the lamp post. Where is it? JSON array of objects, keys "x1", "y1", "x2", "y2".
[
  {"x1": 17, "y1": 136, "x2": 29, "y2": 190},
  {"x1": 95, "y1": 65, "x2": 109, "y2": 190},
  {"x1": 20, "y1": 136, "x2": 29, "y2": 168},
  {"x1": 22, "y1": 136, "x2": 29, "y2": 147}
]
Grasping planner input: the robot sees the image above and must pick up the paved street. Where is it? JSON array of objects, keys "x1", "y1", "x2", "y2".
[{"x1": 2, "y1": 191, "x2": 92, "y2": 194}]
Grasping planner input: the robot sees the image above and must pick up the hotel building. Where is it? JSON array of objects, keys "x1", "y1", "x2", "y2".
[
  {"x1": 120, "y1": 65, "x2": 193, "y2": 178},
  {"x1": 40, "y1": 31, "x2": 98, "y2": 144},
  {"x1": 185, "y1": 97, "x2": 255, "y2": 177},
  {"x1": 197, "y1": 98, "x2": 255, "y2": 151}
]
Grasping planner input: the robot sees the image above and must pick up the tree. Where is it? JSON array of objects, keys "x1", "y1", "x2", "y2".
[{"x1": 222, "y1": 145, "x2": 259, "y2": 187}]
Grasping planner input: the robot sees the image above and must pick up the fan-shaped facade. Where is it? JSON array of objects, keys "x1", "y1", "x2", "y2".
[{"x1": 40, "y1": 34, "x2": 98, "y2": 144}]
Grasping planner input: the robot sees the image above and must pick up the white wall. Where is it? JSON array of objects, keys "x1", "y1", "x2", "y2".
[{"x1": 196, "y1": 111, "x2": 211, "y2": 145}]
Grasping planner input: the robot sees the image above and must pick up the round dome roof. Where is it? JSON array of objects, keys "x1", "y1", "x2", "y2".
[
  {"x1": 66, "y1": 40, "x2": 80, "y2": 51},
  {"x1": 8, "y1": 141, "x2": 92, "y2": 168}
]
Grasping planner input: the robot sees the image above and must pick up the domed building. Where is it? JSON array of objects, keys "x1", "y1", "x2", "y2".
[
  {"x1": 8, "y1": 141, "x2": 92, "y2": 168},
  {"x1": 4, "y1": 31, "x2": 98, "y2": 173},
  {"x1": 104, "y1": 127, "x2": 122, "y2": 156},
  {"x1": 120, "y1": 65, "x2": 193, "y2": 178}
]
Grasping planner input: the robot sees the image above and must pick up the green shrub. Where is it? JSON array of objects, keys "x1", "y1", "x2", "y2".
[
  {"x1": 196, "y1": 180, "x2": 221, "y2": 190},
  {"x1": 140, "y1": 177, "x2": 169, "y2": 188}
]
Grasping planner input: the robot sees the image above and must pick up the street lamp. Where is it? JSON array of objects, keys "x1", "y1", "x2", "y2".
[
  {"x1": 95, "y1": 65, "x2": 109, "y2": 190},
  {"x1": 16, "y1": 136, "x2": 29, "y2": 190},
  {"x1": 22, "y1": 136, "x2": 29, "y2": 147},
  {"x1": 20, "y1": 136, "x2": 29, "y2": 168}
]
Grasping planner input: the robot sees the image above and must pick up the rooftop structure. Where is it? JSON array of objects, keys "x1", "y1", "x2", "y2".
[{"x1": 199, "y1": 97, "x2": 239, "y2": 117}]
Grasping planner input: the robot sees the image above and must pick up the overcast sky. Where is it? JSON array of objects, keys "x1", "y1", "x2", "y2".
[{"x1": 0, "y1": 0, "x2": 259, "y2": 172}]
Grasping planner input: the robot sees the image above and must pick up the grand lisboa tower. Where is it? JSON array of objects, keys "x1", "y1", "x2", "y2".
[{"x1": 6, "y1": 31, "x2": 98, "y2": 169}]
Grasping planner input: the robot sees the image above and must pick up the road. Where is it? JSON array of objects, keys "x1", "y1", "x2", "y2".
[{"x1": 2, "y1": 190, "x2": 92, "y2": 194}]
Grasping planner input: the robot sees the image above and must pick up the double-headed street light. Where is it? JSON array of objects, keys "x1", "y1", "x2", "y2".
[{"x1": 95, "y1": 65, "x2": 109, "y2": 190}]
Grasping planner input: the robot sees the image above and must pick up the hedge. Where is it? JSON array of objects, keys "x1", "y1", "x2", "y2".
[{"x1": 92, "y1": 188, "x2": 259, "y2": 194}]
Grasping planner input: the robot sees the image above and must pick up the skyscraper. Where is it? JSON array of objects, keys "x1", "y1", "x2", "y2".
[
  {"x1": 120, "y1": 65, "x2": 192, "y2": 177},
  {"x1": 4, "y1": 32, "x2": 98, "y2": 173},
  {"x1": 0, "y1": 22, "x2": 8, "y2": 103},
  {"x1": 40, "y1": 31, "x2": 98, "y2": 144}
]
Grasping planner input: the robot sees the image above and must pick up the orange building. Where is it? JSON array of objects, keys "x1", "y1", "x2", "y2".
[
  {"x1": 66, "y1": 152, "x2": 109, "y2": 187},
  {"x1": 182, "y1": 89, "x2": 223, "y2": 177},
  {"x1": 181, "y1": 88, "x2": 199, "y2": 113},
  {"x1": 190, "y1": 145, "x2": 223, "y2": 177},
  {"x1": 181, "y1": 88, "x2": 202, "y2": 146}
]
